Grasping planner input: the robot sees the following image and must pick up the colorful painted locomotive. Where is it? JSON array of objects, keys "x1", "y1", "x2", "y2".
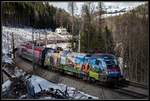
[{"x1": 18, "y1": 43, "x2": 123, "y2": 82}]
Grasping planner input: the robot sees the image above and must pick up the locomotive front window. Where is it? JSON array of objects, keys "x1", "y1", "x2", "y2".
[
  {"x1": 104, "y1": 59, "x2": 118, "y2": 68},
  {"x1": 84, "y1": 58, "x2": 89, "y2": 63},
  {"x1": 95, "y1": 59, "x2": 100, "y2": 65}
]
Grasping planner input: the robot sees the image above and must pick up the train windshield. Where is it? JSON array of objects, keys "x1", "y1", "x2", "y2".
[
  {"x1": 93, "y1": 54, "x2": 118, "y2": 69},
  {"x1": 101, "y1": 55, "x2": 118, "y2": 68}
]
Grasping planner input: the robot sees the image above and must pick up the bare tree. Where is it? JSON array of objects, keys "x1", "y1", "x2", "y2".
[
  {"x1": 81, "y1": 2, "x2": 95, "y2": 52},
  {"x1": 68, "y1": 2, "x2": 78, "y2": 51},
  {"x1": 111, "y1": 3, "x2": 148, "y2": 84}
]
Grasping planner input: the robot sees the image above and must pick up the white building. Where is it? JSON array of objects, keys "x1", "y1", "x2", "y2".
[{"x1": 55, "y1": 27, "x2": 69, "y2": 35}]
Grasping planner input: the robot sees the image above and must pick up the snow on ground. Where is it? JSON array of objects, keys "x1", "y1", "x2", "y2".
[
  {"x1": 57, "y1": 83, "x2": 99, "y2": 99},
  {"x1": 28, "y1": 75, "x2": 99, "y2": 99},
  {"x1": 28, "y1": 75, "x2": 62, "y2": 94},
  {"x1": 2, "y1": 70, "x2": 99, "y2": 99},
  {"x1": 2, "y1": 53, "x2": 13, "y2": 64},
  {"x1": 2, "y1": 80, "x2": 12, "y2": 92},
  {"x1": 2, "y1": 26, "x2": 72, "y2": 52},
  {"x1": 2, "y1": 25, "x2": 71, "y2": 63},
  {"x1": 2, "y1": 26, "x2": 52, "y2": 48},
  {"x1": 54, "y1": 32, "x2": 72, "y2": 40}
]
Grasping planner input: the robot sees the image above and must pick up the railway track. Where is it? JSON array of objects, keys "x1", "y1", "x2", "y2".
[
  {"x1": 13, "y1": 55, "x2": 148, "y2": 99},
  {"x1": 36, "y1": 67, "x2": 149, "y2": 99},
  {"x1": 113, "y1": 86, "x2": 148, "y2": 98},
  {"x1": 113, "y1": 79, "x2": 148, "y2": 98},
  {"x1": 118, "y1": 80, "x2": 148, "y2": 89},
  {"x1": 51, "y1": 69, "x2": 148, "y2": 99}
]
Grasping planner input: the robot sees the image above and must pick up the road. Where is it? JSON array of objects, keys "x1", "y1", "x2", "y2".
[{"x1": 13, "y1": 53, "x2": 138, "y2": 100}]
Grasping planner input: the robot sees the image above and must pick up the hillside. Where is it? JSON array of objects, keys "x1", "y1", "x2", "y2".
[
  {"x1": 1, "y1": 2, "x2": 72, "y2": 31},
  {"x1": 105, "y1": 3, "x2": 149, "y2": 84}
]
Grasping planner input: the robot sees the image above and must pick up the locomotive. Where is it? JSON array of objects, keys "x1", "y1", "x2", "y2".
[{"x1": 17, "y1": 42, "x2": 123, "y2": 83}]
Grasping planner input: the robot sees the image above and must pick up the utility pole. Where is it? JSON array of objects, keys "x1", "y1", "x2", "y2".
[
  {"x1": 78, "y1": 32, "x2": 80, "y2": 52},
  {"x1": 39, "y1": 31, "x2": 40, "y2": 46},
  {"x1": 78, "y1": 28, "x2": 81, "y2": 52},
  {"x1": 7, "y1": 32, "x2": 9, "y2": 55},
  {"x1": 12, "y1": 32, "x2": 15, "y2": 59},
  {"x1": 32, "y1": 29, "x2": 35, "y2": 74},
  {"x1": 45, "y1": 31, "x2": 47, "y2": 48}
]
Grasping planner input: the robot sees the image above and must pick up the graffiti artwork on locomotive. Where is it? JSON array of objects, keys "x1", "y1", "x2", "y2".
[{"x1": 18, "y1": 43, "x2": 123, "y2": 83}]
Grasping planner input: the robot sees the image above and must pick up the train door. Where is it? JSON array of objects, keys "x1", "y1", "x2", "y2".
[
  {"x1": 34, "y1": 48, "x2": 43, "y2": 64},
  {"x1": 74, "y1": 55, "x2": 85, "y2": 78},
  {"x1": 44, "y1": 52, "x2": 51, "y2": 70},
  {"x1": 88, "y1": 58, "x2": 102, "y2": 81},
  {"x1": 75, "y1": 55, "x2": 85, "y2": 70},
  {"x1": 41, "y1": 48, "x2": 52, "y2": 67},
  {"x1": 81, "y1": 58, "x2": 90, "y2": 74},
  {"x1": 22, "y1": 47, "x2": 33, "y2": 61}
]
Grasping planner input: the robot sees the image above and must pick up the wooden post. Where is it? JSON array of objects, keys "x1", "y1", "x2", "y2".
[
  {"x1": 45, "y1": 31, "x2": 47, "y2": 48},
  {"x1": 39, "y1": 32, "x2": 40, "y2": 46},
  {"x1": 32, "y1": 29, "x2": 35, "y2": 74},
  {"x1": 78, "y1": 31, "x2": 80, "y2": 52},
  {"x1": 12, "y1": 32, "x2": 15, "y2": 59}
]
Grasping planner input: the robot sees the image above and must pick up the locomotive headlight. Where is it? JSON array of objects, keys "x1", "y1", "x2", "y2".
[{"x1": 106, "y1": 71, "x2": 108, "y2": 74}]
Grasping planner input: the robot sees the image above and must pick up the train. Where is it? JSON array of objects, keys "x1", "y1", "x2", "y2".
[{"x1": 17, "y1": 42, "x2": 123, "y2": 83}]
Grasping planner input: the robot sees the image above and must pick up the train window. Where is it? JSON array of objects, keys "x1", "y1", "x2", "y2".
[
  {"x1": 101, "y1": 60, "x2": 107, "y2": 69},
  {"x1": 95, "y1": 60, "x2": 100, "y2": 65},
  {"x1": 84, "y1": 59, "x2": 88, "y2": 63},
  {"x1": 105, "y1": 59, "x2": 117, "y2": 68},
  {"x1": 94, "y1": 59, "x2": 103, "y2": 70},
  {"x1": 89, "y1": 59, "x2": 96, "y2": 65}
]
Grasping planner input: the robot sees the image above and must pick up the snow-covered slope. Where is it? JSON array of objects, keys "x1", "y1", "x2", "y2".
[
  {"x1": 2, "y1": 67, "x2": 99, "y2": 99},
  {"x1": 2, "y1": 26, "x2": 72, "y2": 63},
  {"x1": 2, "y1": 26, "x2": 72, "y2": 53}
]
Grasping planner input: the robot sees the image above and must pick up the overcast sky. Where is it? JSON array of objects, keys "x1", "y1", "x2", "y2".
[{"x1": 48, "y1": 1, "x2": 147, "y2": 15}]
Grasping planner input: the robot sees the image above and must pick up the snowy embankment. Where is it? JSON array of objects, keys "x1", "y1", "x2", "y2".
[
  {"x1": 2, "y1": 26, "x2": 33, "y2": 63},
  {"x1": 54, "y1": 32, "x2": 72, "y2": 40},
  {"x1": 2, "y1": 26, "x2": 71, "y2": 55},
  {"x1": 2, "y1": 65, "x2": 99, "y2": 99},
  {"x1": 2, "y1": 26, "x2": 53, "y2": 49},
  {"x1": 2, "y1": 26, "x2": 71, "y2": 63}
]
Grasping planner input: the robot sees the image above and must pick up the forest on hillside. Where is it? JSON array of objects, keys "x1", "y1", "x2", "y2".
[
  {"x1": 1, "y1": 2, "x2": 149, "y2": 84},
  {"x1": 2, "y1": 2, "x2": 73, "y2": 31},
  {"x1": 105, "y1": 3, "x2": 149, "y2": 84}
]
